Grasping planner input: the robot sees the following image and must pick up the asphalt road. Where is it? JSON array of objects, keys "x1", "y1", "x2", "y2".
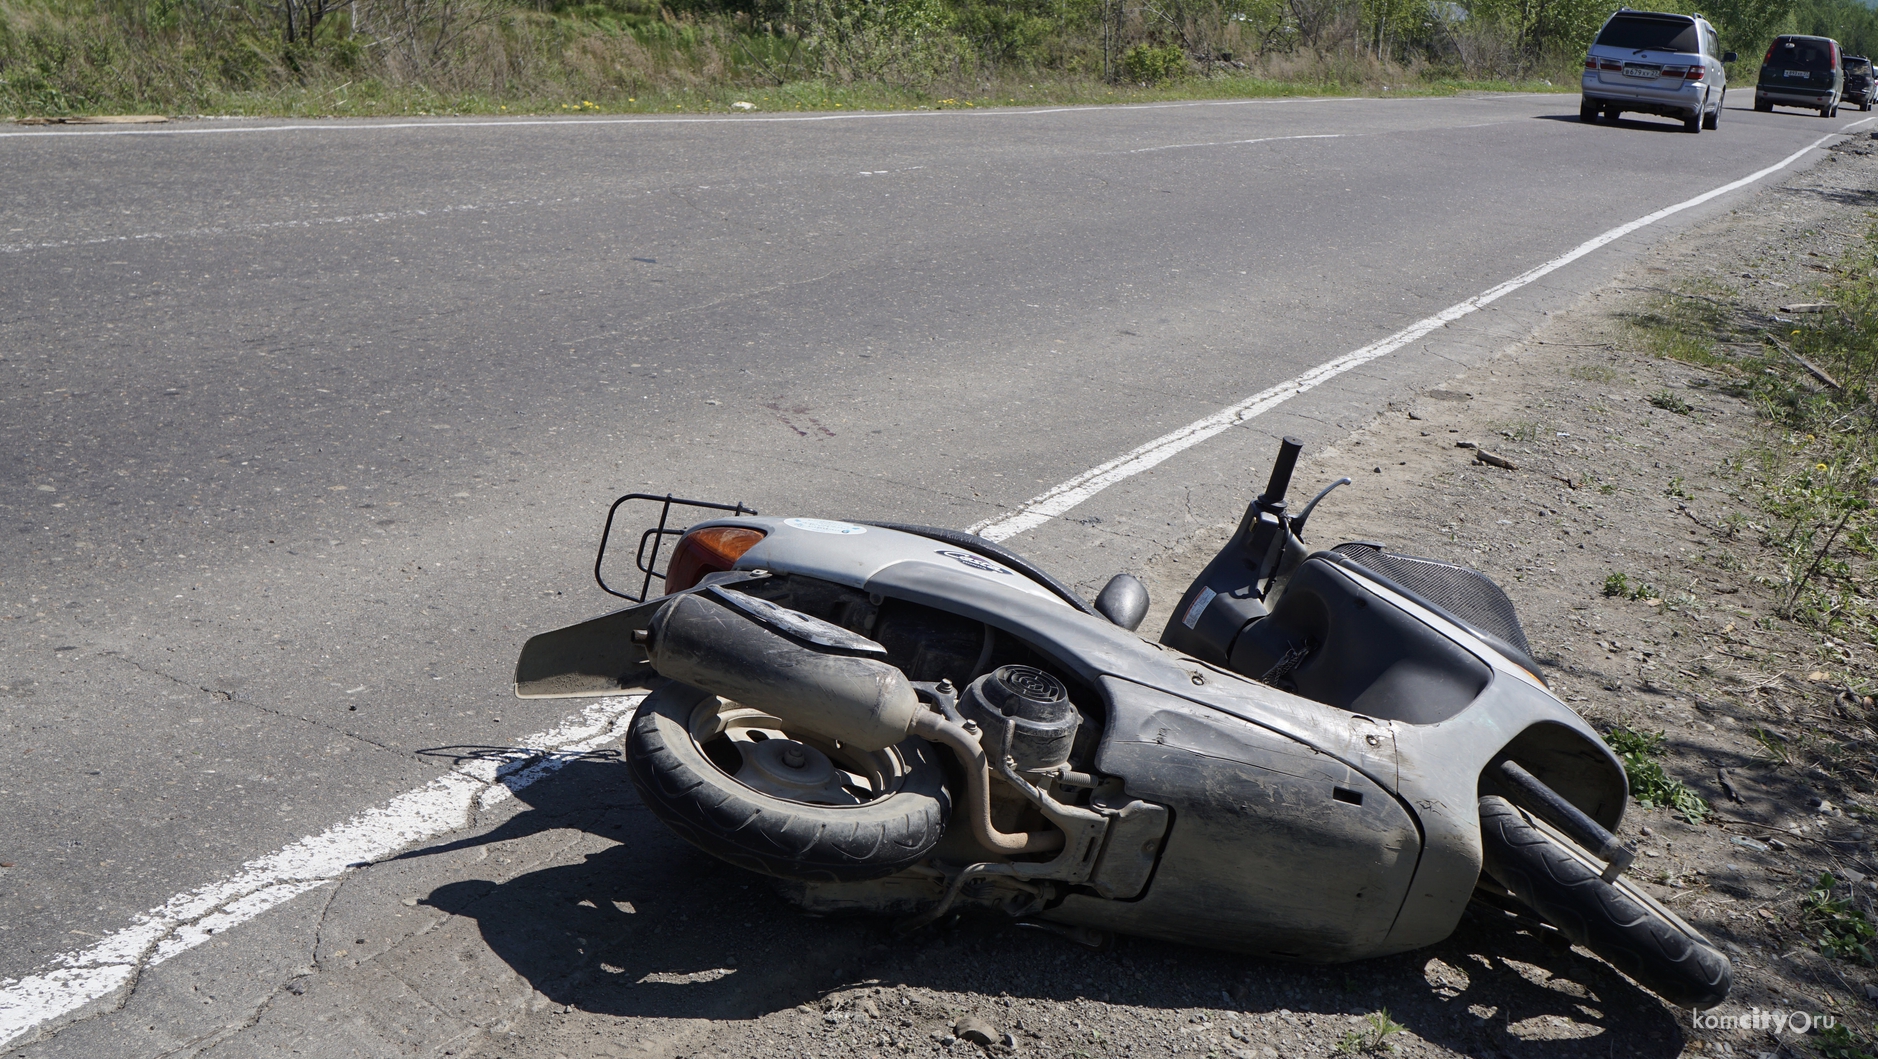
[{"x1": 1, "y1": 93, "x2": 1870, "y2": 1055}]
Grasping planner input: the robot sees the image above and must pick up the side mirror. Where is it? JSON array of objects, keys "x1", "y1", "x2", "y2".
[
  {"x1": 1723, "y1": 51, "x2": 1738, "y2": 62},
  {"x1": 1094, "y1": 574, "x2": 1150, "y2": 632}
]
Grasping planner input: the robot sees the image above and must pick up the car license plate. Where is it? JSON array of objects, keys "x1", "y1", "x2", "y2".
[
  {"x1": 1624, "y1": 64, "x2": 1660, "y2": 79},
  {"x1": 1784, "y1": 69, "x2": 1810, "y2": 78}
]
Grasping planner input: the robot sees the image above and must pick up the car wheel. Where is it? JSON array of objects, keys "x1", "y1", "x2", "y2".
[
  {"x1": 1703, "y1": 91, "x2": 1720, "y2": 129},
  {"x1": 1580, "y1": 98, "x2": 1600, "y2": 122},
  {"x1": 1604, "y1": 105, "x2": 1622, "y2": 121},
  {"x1": 1684, "y1": 108, "x2": 1702, "y2": 133},
  {"x1": 1754, "y1": 97, "x2": 1771, "y2": 112}
]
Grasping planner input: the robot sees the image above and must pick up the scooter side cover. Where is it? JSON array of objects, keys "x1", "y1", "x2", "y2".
[{"x1": 1042, "y1": 675, "x2": 1422, "y2": 962}]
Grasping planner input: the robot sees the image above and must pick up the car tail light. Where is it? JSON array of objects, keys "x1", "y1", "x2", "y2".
[
  {"x1": 1764, "y1": 44, "x2": 1776, "y2": 64},
  {"x1": 1585, "y1": 58, "x2": 1597, "y2": 69},
  {"x1": 666, "y1": 526, "x2": 766, "y2": 593},
  {"x1": 1685, "y1": 66, "x2": 1705, "y2": 79},
  {"x1": 1600, "y1": 59, "x2": 1623, "y2": 71}
]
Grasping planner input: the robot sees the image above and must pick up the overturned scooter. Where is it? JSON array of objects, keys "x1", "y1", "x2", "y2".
[{"x1": 515, "y1": 439, "x2": 1732, "y2": 1008}]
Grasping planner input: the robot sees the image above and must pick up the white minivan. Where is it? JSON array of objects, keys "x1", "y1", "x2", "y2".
[{"x1": 1581, "y1": 10, "x2": 1735, "y2": 132}]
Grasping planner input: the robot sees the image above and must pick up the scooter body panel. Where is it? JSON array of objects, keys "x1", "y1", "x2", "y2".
[
  {"x1": 1042, "y1": 676, "x2": 1421, "y2": 961},
  {"x1": 717, "y1": 517, "x2": 1074, "y2": 608}
]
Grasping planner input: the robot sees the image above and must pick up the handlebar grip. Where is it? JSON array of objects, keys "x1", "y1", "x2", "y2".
[{"x1": 1260, "y1": 437, "x2": 1304, "y2": 504}]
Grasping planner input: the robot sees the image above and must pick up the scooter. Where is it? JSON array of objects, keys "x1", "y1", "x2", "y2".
[{"x1": 514, "y1": 438, "x2": 1732, "y2": 1008}]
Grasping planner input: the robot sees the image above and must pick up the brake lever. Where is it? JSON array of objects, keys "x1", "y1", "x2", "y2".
[{"x1": 1290, "y1": 477, "x2": 1352, "y2": 540}]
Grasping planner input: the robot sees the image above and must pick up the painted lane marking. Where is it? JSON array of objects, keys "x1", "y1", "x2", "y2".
[
  {"x1": 0, "y1": 95, "x2": 1378, "y2": 140},
  {"x1": 0, "y1": 201, "x2": 518, "y2": 255},
  {"x1": 1119, "y1": 132, "x2": 1344, "y2": 153},
  {"x1": 0, "y1": 695, "x2": 643, "y2": 1049},
  {"x1": 966, "y1": 130, "x2": 1849, "y2": 542}
]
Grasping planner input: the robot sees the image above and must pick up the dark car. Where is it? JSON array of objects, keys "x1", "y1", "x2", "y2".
[
  {"x1": 1756, "y1": 34, "x2": 1844, "y2": 117},
  {"x1": 1846, "y1": 55, "x2": 1874, "y2": 111}
]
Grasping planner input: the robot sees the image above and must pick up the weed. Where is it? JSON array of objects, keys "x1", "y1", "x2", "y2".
[
  {"x1": 1494, "y1": 420, "x2": 1541, "y2": 443},
  {"x1": 1665, "y1": 476, "x2": 1691, "y2": 499},
  {"x1": 1336, "y1": 1010, "x2": 1405, "y2": 1054},
  {"x1": 1649, "y1": 391, "x2": 1693, "y2": 415},
  {"x1": 1602, "y1": 572, "x2": 1660, "y2": 601},
  {"x1": 1570, "y1": 363, "x2": 1620, "y2": 383},
  {"x1": 1604, "y1": 727, "x2": 1709, "y2": 823},
  {"x1": 1816, "y1": 1022, "x2": 1876, "y2": 1059},
  {"x1": 1804, "y1": 873, "x2": 1876, "y2": 965}
]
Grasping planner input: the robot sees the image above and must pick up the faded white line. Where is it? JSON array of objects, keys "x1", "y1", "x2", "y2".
[
  {"x1": 0, "y1": 95, "x2": 1379, "y2": 140},
  {"x1": 0, "y1": 201, "x2": 523, "y2": 255},
  {"x1": 966, "y1": 130, "x2": 1848, "y2": 542},
  {"x1": 0, "y1": 694, "x2": 643, "y2": 1049},
  {"x1": 1127, "y1": 132, "x2": 1342, "y2": 154}
]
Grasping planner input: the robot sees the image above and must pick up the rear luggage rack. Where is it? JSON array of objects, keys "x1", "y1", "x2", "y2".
[{"x1": 594, "y1": 493, "x2": 757, "y2": 602}]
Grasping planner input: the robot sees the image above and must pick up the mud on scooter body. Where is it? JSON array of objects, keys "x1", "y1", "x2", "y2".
[{"x1": 514, "y1": 441, "x2": 1733, "y2": 1008}]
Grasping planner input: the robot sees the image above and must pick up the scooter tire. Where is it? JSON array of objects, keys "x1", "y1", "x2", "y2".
[
  {"x1": 626, "y1": 682, "x2": 952, "y2": 882},
  {"x1": 1478, "y1": 795, "x2": 1732, "y2": 1008}
]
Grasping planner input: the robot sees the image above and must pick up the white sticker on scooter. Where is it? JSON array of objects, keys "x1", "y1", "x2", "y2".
[
  {"x1": 938, "y1": 550, "x2": 1013, "y2": 576},
  {"x1": 1182, "y1": 586, "x2": 1217, "y2": 629},
  {"x1": 783, "y1": 518, "x2": 868, "y2": 535}
]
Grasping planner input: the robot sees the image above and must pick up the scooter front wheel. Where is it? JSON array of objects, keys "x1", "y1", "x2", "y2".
[
  {"x1": 627, "y1": 682, "x2": 952, "y2": 882},
  {"x1": 1478, "y1": 794, "x2": 1732, "y2": 1008}
]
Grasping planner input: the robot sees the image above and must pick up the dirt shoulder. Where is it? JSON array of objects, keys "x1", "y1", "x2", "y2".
[{"x1": 462, "y1": 136, "x2": 1878, "y2": 1059}]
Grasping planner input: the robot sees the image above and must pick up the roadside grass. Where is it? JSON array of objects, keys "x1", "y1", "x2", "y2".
[
  {"x1": 0, "y1": 0, "x2": 1580, "y2": 119},
  {"x1": 0, "y1": 66, "x2": 1574, "y2": 119},
  {"x1": 1803, "y1": 871, "x2": 1877, "y2": 965},
  {"x1": 1629, "y1": 220, "x2": 1878, "y2": 641}
]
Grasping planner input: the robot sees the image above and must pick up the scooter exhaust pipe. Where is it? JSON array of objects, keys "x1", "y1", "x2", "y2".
[
  {"x1": 642, "y1": 591, "x2": 921, "y2": 752},
  {"x1": 643, "y1": 590, "x2": 1066, "y2": 856}
]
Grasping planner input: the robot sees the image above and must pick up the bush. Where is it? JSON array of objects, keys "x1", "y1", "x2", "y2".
[{"x1": 1121, "y1": 41, "x2": 1183, "y2": 82}]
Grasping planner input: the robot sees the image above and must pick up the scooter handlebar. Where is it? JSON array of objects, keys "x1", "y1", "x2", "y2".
[{"x1": 1260, "y1": 437, "x2": 1305, "y2": 505}]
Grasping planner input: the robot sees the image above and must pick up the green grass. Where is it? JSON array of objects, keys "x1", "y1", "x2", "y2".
[
  {"x1": 0, "y1": 0, "x2": 1583, "y2": 118},
  {"x1": 1804, "y1": 872, "x2": 1877, "y2": 965},
  {"x1": 1604, "y1": 726, "x2": 1710, "y2": 824}
]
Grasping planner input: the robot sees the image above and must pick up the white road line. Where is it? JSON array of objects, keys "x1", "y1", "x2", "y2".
[
  {"x1": 965, "y1": 129, "x2": 1851, "y2": 543},
  {"x1": 0, "y1": 695, "x2": 643, "y2": 1049},
  {"x1": 0, "y1": 202, "x2": 517, "y2": 255},
  {"x1": 0, "y1": 95, "x2": 1377, "y2": 140},
  {"x1": 1127, "y1": 132, "x2": 1342, "y2": 153}
]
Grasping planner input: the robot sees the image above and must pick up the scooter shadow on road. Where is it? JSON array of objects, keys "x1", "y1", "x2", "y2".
[{"x1": 400, "y1": 757, "x2": 1689, "y2": 1053}]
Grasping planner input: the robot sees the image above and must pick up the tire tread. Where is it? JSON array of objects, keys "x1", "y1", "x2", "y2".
[
  {"x1": 1479, "y1": 794, "x2": 1732, "y2": 1008},
  {"x1": 627, "y1": 685, "x2": 951, "y2": 881}
]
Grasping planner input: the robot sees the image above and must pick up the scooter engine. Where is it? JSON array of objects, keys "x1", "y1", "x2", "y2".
[{"x1": 959, "y1": 665, "x2": 1081, "y2": 771}]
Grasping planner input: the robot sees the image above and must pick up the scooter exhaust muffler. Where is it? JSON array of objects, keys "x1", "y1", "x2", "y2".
[{"x1": 642, "y1": 590, "x2": 921, "y2": 751}]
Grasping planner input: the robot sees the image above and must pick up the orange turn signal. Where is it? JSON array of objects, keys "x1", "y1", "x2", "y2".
[{"x1": 666, "y1": 526, "x2": 766, "y2": 592}]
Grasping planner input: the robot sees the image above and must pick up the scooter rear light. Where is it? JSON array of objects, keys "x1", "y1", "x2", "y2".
[{"x1": 666, "y1": 526, "x2": 766, "y2": 593}]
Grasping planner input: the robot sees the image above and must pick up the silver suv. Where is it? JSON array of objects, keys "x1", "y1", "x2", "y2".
[{"x1": 1581, "y1": 10, "x2": 1735, "y2": 132}]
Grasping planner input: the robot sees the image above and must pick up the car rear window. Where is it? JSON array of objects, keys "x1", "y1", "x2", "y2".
[
  {"x1": 1595, "y1": 15, "x2": 1699, "y2": 52},
  {"x1": 1770, "y1": 39, "x2": 1835, "y2": 71}
]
